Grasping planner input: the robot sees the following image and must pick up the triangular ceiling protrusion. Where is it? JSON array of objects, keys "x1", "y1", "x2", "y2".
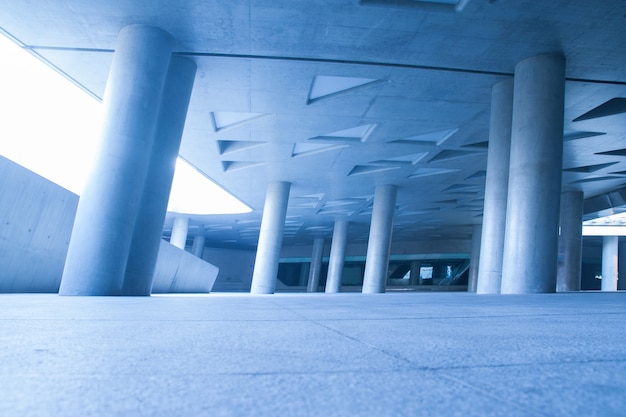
[
  {"x1": 563, "y1": 130, "x2": 606, "y2": 141},
  {"x1": 323, "y1": 198, "x2": 367, "y2": 207},
  {"x1": 221, "y1": 160, "x2": 265, "y2": 172},
  {"x1": 444, "y1": 184, "x2": 481, "y2": 192},
  {"x1": 465, "y1": 170, "x2": 487, "y2": 180},
  {"x1": 570, "y1": 176, "x2": 625, "y2": 184},
  {"x1": 463, "y1": 141, "x2": 489, "y2": 149},
  {"x1": 348, "y1": 165, "x2": 401, "y2": 176},
  {"x1": 371, "y1": 152, "x2": 429, "y2": 166},
  {"x1": 360, "y1": 0, "x2": 471, "y2": 13},
  {"x1": 429, "y1": 149, "x2": 481, "y2": 163},
  {"x1": 210, "y1": 111, "x2": 271, "y2": 132},
  {"x1": 317, "y1": 208, "x2": 356, "y2": 216},
  {"x1": 307, "y1": 75, "x2": 387, "y2": 105},
  {"x1": 435, "y1": 199, "x2": 458, "y2": 205},
  {"x1": 596, "y1": 149, "x2": 626, "y2": 157},
  {"x1": 310, "y1": 124, "x2": 377, "y2": 143},
  {"x1": 563, "y1": 162, "x2": 619, "y2": 173},
  {"x1": 409, "y1": 168, "x2": 459, "y2": 178},
  {"x1": 573, "y1": 98, "x2": 626, "y2": 122},
  {"x1": 389, "y1": 128, "x2": 458, "y2": 146},
  {"x1": 291, "y1": 142, "x2": 348, "y2": 158},
  {"x1": 217, "y1": 140, "x2": 266, "y2": 155}
]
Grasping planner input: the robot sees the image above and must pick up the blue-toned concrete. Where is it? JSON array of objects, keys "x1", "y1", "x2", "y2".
[
  {"x1": 59, "y1": 25, "x2": 174, "y2": 296},
  {"x1": 1, "y1": 292, "x2": 624, "y2": 417},
  {"x1": 122, "y1": 56, "x2": 197, "y2": 296}
]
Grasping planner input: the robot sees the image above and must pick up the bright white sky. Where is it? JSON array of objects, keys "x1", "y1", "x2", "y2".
[{"x1": 0, "y1": 33, "x2": 250, "y2": 215}]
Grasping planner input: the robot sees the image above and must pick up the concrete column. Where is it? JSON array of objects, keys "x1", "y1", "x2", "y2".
[
  {"x1": 191, "y1": 235, "x2": 206, "y2": 258},
  {"x1": 325, "y1": 220, "x2": 349, "y2": 293},
  {"x1": 476, "y1": 79, "x2": 513, "y2": 294},
  {"x1": 121, "y1": 56, "x2": 196, "y2": 295},
  {"x1": 602, "y1": 236, "x2": 618, "y2": 291},
  {"x1": 170, "y1": 216, "x2": 189, "y2": 249},
  {"x1": 556, "y1": 191, "x2": 584, "y2": 292},
  {"x1": 250, "y1": 181, "x2": 291, "y2": 294},
  {"x1": 467, "y1": 224, "x2": 482, "y2": 292},
  {"x1": 299, "y1": 264, "x2": 310, "y2": 287},
  {"x1": 59, "y1": 25, "x2": 174, "y2": 296},
  {"x1": 619, "y1": 239, "x2": 626, "y2": 290},
  {"x1": 409, "y1": 261, "x2": 421, "y2": 286},
  {"x1": 306, "y1": 238, "x2": 325, "y2": 292},
  {"x1": 501, "y1": 54, "x2": 565, "y2": 294},
  {"x1": 362, "y1": 184, "x2": 397, "y2": 294}
]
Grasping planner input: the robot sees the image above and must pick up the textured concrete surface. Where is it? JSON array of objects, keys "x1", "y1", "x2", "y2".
[{"x1": 1, "y1": 292, "x2": 624, "y2": 416}]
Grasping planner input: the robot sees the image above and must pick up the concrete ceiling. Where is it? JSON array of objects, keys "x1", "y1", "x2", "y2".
[{"x1": 1, "y1": 0, "x2": 626, "y2": 250}]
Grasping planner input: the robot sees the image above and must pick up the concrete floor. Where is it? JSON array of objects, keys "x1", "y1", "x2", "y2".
[{"x1": 1, "y1": 292, "x2": 624, "y2": 416}]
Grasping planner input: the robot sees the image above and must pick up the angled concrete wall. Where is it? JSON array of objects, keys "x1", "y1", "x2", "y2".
[
  {"x1": 152, "y1": 240, "x2": 218, "y2": 293},
  {"x1": 0, "y1": 156, "x2": 78, "y2": 292},
  {"x1": 0, "y1": 155, "x2": 217, "y2": 293}
]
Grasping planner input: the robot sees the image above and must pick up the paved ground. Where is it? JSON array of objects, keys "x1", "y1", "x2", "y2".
[{"x1": 1, "y1": 292, "x2": 624, "y2": 416}]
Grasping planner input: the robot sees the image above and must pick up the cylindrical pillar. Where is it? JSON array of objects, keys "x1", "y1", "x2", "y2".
[
  {"x1": 170, "y1": 216, "x2": 189, "y2": 249},
  {"x1": 467, "y1": 224, "x2": 482, "y2": 292},
  {"x1": 306, "y1": 238, "x2": 325, "y2": 292},
  {"x1": 325, "y1": 220, "x2": 349, "y2": 293},
  {"x1": 618, "y1": 239, "x2": 626, "y2": 290},
  {"x1": 476, "y1": 79, "x2": 513, "y2": 294},
  {"x1": 362, "y1": 184, "x2": 397, "y2": 294},
  {"x1": 501, "y1": 54, "x2": 565, "y2": 294},
  {"x1": 602, "y1": 236, "x2": 618, "y2": 291},
  {"x1": 191, "y1": 235, "x2": 206, "y2": 258},
  {"x1": 59, "y1": 25, "x2": 174, "y2": 296},
  {"x1": 250, "y1": 181, "x2": 291, "y2": 294},
  {"x1": 409, "y1": 260, "x2": 421, "y2": 286},
  {"x1": 121, "y1": 56, "x2": 196, "y2": 295},
  {"x1": 556, "y1": 191, "x2": 584, "y2": 292}
]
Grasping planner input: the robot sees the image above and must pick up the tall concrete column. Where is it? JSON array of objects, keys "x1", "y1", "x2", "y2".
[
  {"x1": 467, "y1": 224, "x2": 482, "y2": 292},
  {"x1": 556, "y1": 191, "x2": 584, "y2": 292},
  {"x1": 121, "y1": 56, "x2": 196, "y2": 295},
  {"x1": 362, "y1": 184, "x2": 397, "y2": 294},
  {"x1": 619, "y1": 239, "x2": 626, "y2": 290},
  {"x1": 306, "y1": 238, "x2": 325, "y2": 292},
  {"x1": 476, "y1": 79, "x2": 513, "y2": 294},
  {"x1": 170, "y1": 216, "x2": 189, "y2": 249},
  {"x1": 501, "y1": 54, "x2": 565, "y2": 294},
  {"x1": 409, "y1": 261, "x2": 421, "y2": 286},
  {"x1": 299, "y1": 264, "x2": 310, "y2": 287},
  {"x1": 325, "y1": 219, "x2": 349, "y2": 293},
  {"x1": 59, "y1": 25, "x2": 174, "y2": 296},
  {"x1": 191, "y1": 235, "x2": 206, "y2": 258},
  {"x1": 250, "y1": 181, "x2": 291, "y2": 294},
  {"x1": 602, "y1": 236, "x2": 618, "y2": 291}
]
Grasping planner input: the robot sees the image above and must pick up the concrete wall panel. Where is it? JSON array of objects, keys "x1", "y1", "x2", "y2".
[
  {"x1": 0, "y1": 156, "x2": 78, "y2": 292},
  {"x1": 152, "y1": 240, "x2": 219, "y2": 293}
]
